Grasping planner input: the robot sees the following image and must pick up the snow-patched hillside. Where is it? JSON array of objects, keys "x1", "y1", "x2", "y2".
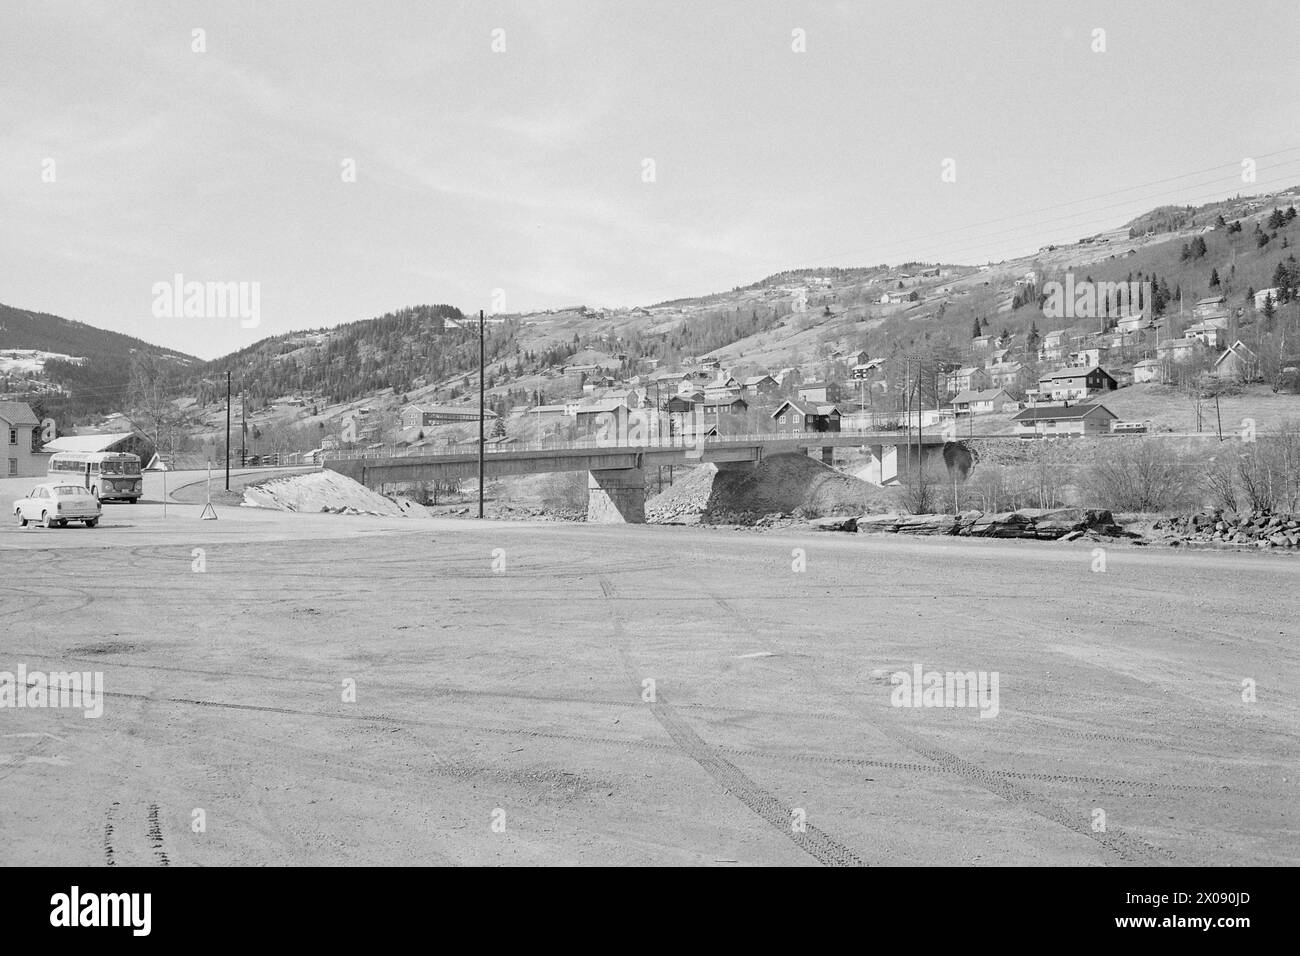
[{"x1": 0, "y1": 348, "x2": 84, "y2": 374}]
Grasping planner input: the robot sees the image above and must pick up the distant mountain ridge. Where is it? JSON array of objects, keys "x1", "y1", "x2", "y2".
[
  {"x1": 6, "y1": 183, "x2": 1298, "y2": 432},
  {"x1": 0, "y1": 302, "x2": 197, "y2": 424},
  {"x1": 0, "y1": 302, "x2": 195, "y2": 363}
]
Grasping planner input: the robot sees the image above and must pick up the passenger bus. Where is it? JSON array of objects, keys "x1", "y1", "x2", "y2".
[{"x1": 47, "y1": 451, "x2": 143, "y2": 502}]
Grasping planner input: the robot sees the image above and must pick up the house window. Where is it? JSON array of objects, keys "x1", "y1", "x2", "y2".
[
  {"x1": 8, "y1": 429, "x2": 15, "y2": 445},
  {"x1": 8, "y1": 459, "x2": 16, "y2": 476}
]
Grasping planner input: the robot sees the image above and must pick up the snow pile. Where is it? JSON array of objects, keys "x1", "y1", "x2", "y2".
[{"x1": 242, "y1": 471, "x2": 414, "y2": 516}]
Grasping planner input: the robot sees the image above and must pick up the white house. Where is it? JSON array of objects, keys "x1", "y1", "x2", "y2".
[
  {"x1": 949, "y1": 388, "x2": 1015, "y2": 416},
  {"x1": 1116, "y1": 313, "x2": 1148, "y2": 334},
  {"x1": 945, "y1": 366, "x2": 989, "y2": 394},
  {"x1": 1254, "y1": 288, "x2": 1280, "y2": 310},
  {"x1": 1011, "y1": 402, "x2": 1118, "y2": 438},
  {"x1": 0, "y1": 401, "x2": 43, "y2": 478},
  {"x1": 1184, "y1": 322, "x2": 1225, "y2": 348},
  {"x1": 1070, "y1": 346, "x2": 1110, "y2": 367},
  {"x1": 1132, "y1": 358, "x2": 1163, "y2": 384},
  {"x1": 1155, "y1": 338, "x2": 1200, "y2": 365}
]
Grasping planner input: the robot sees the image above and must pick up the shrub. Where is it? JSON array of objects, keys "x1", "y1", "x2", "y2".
[
  {"x1": 1077, "y1": 439, "x2": 1198, "y2": 512},
  {"x1": 899, "y1": 460, "x2": 951, "y2": 514}
]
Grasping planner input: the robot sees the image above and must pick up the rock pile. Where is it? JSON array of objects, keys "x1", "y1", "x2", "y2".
[
  {"x1": 646, "y1": 454, "x2": 895, "y2": 526},
  {"x1": 495, "y1": 504, "x2": 586, "y2": 522},
  {"x1": 854, "y1": 508, "x2": 1124, "y2": 540},
  {"x1": 1152, "y1": 509, "x2": 1300, "y2": 548}
]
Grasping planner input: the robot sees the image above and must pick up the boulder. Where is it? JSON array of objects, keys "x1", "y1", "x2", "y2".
[
  {"x1": 857, "y1": 513, "x2": 902, "y2": 533},
  {"x1": 896, "y1": 514, "x2": 958, "y2": 535},
  {"x1": 810, "y1": 515, "x2": 859, "y2": 532}
]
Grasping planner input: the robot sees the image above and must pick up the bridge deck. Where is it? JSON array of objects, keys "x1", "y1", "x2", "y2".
[{"x1": 325, "y1": 430, "x2": 963, "y2": 483}]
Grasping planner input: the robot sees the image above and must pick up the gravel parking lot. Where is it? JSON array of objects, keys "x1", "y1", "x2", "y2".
[{"x1": 1, "y1": 479, "x2": 1296, "y2": 866}]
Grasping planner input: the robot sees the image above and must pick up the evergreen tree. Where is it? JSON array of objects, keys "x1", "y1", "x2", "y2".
[{"x1": 1209, "y1": 268, "x2": 1220, "y2": 287}]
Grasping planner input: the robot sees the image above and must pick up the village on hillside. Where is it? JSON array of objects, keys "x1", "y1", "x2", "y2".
[{"x1": 3, "y1": 195, "x2": 1298, "y2": 477}]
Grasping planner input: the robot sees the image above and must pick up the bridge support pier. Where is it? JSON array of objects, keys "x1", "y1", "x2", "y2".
[
  {"x1": 587, "y1": 467, "x2": 645, "y2": 524},
  {"x1": 860, "y1": 444, "x2": 900, "y2": 486}
]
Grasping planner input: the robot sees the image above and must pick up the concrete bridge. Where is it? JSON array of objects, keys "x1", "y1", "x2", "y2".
[{"x1": 325, "y1": 431, "x2": 956, "y2": 523}]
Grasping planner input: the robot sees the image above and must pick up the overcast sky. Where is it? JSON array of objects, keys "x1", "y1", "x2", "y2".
[{"x1": 2, "y1": 0, "x2": 1297, "y2": 359}]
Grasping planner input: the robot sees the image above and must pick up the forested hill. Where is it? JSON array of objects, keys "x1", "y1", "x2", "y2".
[
  {"x1": 182, "y1": 304, "x2": 523, "y2": 410},
  {"x1": 0, "y1": 301, "x2": 195, "y2": 422},
  {"x1": 0, "y1": 302, "x2": 195, "y2": 361}
]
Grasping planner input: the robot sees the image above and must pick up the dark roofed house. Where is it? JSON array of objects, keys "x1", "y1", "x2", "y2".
[
  {"x1": 1011, "y1": 402, "x2": 1117, "y2": 438},
  {"x1": 739, "y1": 374, "x2": 779, "y2": 398},
  {"x1": 771, "y1": 400, "x2": 841, "y2": 435},
  {"x1": 700, "y1": 395, "x2": 749, "y2": 420},
  {"x1": 1036, "y1": 365, "x2": 1118, "y2": 401},
  {"x1": 1194, "y1": 295, "x2": 1227, "y2": 319}
]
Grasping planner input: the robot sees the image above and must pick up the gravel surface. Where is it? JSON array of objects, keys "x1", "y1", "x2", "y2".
[{"x1": 0, "y1": 477, "x2": 1295, "y2": 866}]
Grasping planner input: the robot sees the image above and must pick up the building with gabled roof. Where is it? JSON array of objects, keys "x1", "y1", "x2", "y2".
[
  {"x1": 1213, "y1": 340, "x2": 1258, "y2": 382},
  {"x1": 1, "y1": 401, "x2": 43, "y2": 477},
  {"x1": 949, "y1": 388, "x2": 1015, "y2": 415},
  {"x1": 1010, "y1": 402, "x2": 1117, "y2": 438},
  {"x1": 771, "y1": 400, "x2": 841, "y2": 434},
  {"x1": 1036, "y1": 365, "x2": 1117, "y2": 401}
]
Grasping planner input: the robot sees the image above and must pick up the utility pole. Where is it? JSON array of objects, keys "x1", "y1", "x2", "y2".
[
  {"x1": 915, "y1": 361, "x2": 923, "y2": 486},
  {"x1": 240, "y1": 392, "x2": 247, "y2": 468},
  {"x1": 478, "y1": 309, "x2": 485, "y2": 519},
  {"x1": 225, "y1": 371, "x2": 231, "y2": 491},
  {"x1": 903, "y1": 358, "x2": 912, "y2": 473}
]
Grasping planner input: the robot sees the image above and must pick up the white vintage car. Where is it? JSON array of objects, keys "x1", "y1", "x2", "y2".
[{"x1": 14, "y1": 483, "x2": 102, "y2": 528}]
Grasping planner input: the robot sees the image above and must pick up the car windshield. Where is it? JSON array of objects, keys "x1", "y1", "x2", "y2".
[
  {"x1": 100, "y1": 460, "x2": 129, "y2": 474},
  {"x1": 53, "y1": 486, "x2": 83, "y2": 496}
]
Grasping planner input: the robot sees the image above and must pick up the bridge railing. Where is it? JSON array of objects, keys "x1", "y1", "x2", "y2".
[{"x1": 322, "y1": 428, "x2": 947, "y2": 463}]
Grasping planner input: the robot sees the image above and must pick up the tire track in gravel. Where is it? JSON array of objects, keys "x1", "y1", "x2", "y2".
[
  {"x1": 878, "y1": 721, "x2": 1174, "y2": 864},
  {"x1": 688, "y1": 577, "x2": 1178, "y2": 865},
  {"x1": 99, "y1": 799, "x2": 169, "y2": 866},
  {"x1": 79, "y1": 685, "x2": 1231, "y2": 799},
  {"x1": 805, "y1": 669, "x2": 1177, "y2": 864},
  {"x1": 102, "y1": 801, "x2": 119, "y2": 866},
  {"x1": 146, "y1": 803, "x2": 170, "y2": 866},
  {"x1": 597, "y1": 575, "x2": 867, "y2": 867}
]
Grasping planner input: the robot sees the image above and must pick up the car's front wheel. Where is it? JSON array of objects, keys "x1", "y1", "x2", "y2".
[{"x1": 16, "y1": 509, "x2": 27, "y2": 528}]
